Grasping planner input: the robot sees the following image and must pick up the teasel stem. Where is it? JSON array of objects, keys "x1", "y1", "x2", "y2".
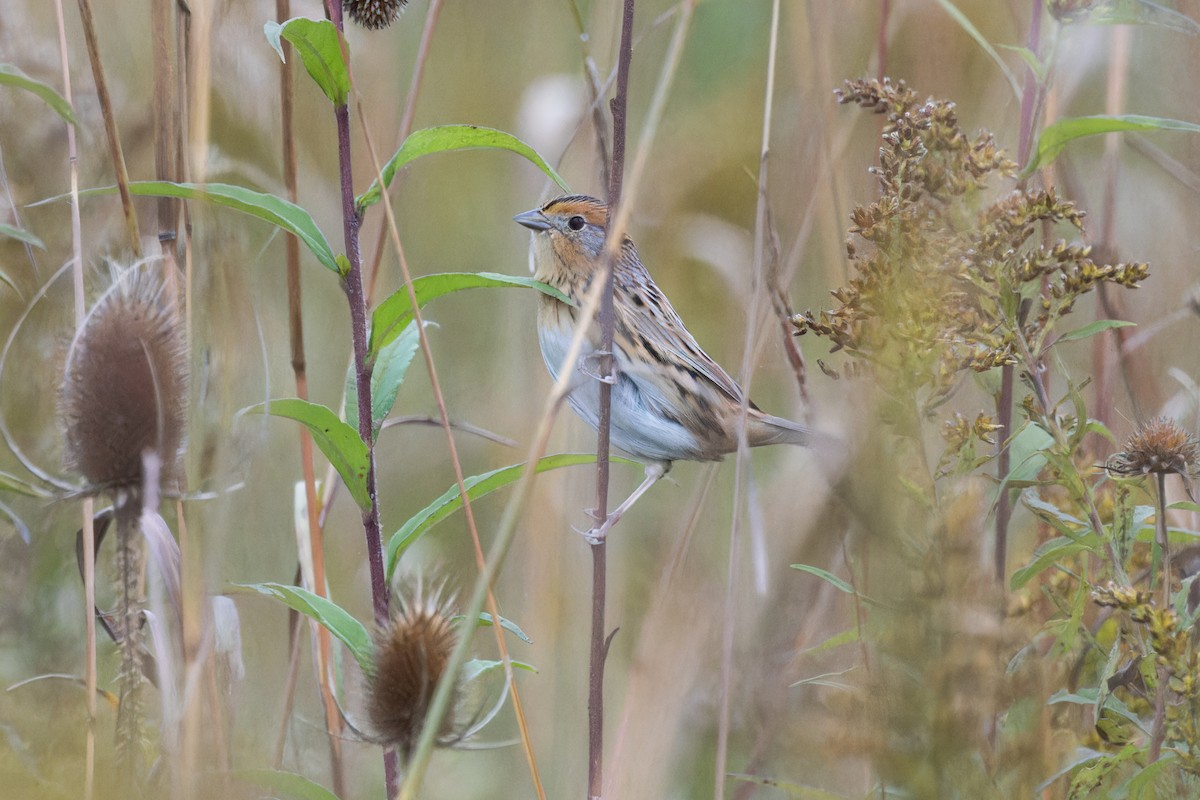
[
  {"x1": 113, "y1": 498, "x2": 146, "y2": 786},
  {"x1": 325, "y1": 0, "x2": 397, "y2": 791}
]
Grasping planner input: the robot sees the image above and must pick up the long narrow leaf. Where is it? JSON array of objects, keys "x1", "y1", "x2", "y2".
[
  {"x1": 233, "y1": 583, "x2": 373, "y2": 675},
  {"x1": 0, "y1": 63, "x2": 77, "y2": 125},
  {"x1": 247, "y1": 399, "x2": 370, "y2": 510},
  {"x1": 0, "y1": 223, "x2": 45, "y2": 250},
  {"x1": 345, "y1": 319, "x2": 426, "y2": 439},
  {"x1": 386, "y1": 453, "x2": 632, "y2": 579},
  {"x1": 1025, "y1": 115, "x2": 1200, "y2": 175},
  {"x1": 932, "y1": 0, "x2": 1021, "y2": 100},
  {"x1": 356, "y1": 125, "x2": 569, "y2": 213},
  {"x1": 369, "y1": 272, "x2": 571, "y2": 359},
  {"x1": 75, "y1": 181, "x2": 340, "y2": 273}
]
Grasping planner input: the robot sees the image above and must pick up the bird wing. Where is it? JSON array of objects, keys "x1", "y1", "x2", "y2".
[{"x1": 614, "y1": 269, "x2": 746, "y2": 406}]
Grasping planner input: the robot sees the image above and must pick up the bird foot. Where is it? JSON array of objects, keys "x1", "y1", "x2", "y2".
[
  {"x1": 571, "y1": 519, "x2": 611, "y2": 546},
  {"x1": 578, "y1": 351, "x2": 616, "y2": 385}
]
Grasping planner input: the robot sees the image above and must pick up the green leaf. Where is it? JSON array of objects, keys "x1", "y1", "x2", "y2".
[
  {"x1": 1089, "y1": 0, "x2": 1200, "y2": 36},
  {"x1": 790, "y1": 564, "x2": 855, "y2": 594},
  {"x1": 356, "y1": 125, "x2": 569, "y2": 213},
  {"x1": 802, "y1": 628, "x2": 858, "y2": 657},
  {"x1": 264, "y1": 18, "x2": 349, "y2": 106},
  {"x1": 370, "y1": 272, "x2": 572, "y2": 359},
  {"x1": 1126, "y1": 750, "x2": 1178, "y2": 800},
  {"x1": 473, "y1": 612, "x2": 532, "y2": 643},
  {"x1": 0, "y1": 470, "x2": 50, "y2": 498},
  {"x1": 1010, "y1": 536, "x2": 1091, "y2": 589},
  {"x1": 0, "y1": 223, "x2": 44, "y2": 250},
  {"x1": 997, "y1": 44, "x2": 1045, "y2": 82},
  {"x1": 74, "y1": 181, "x2": 339, "y2": 273},
  {"x1": 385, "y1": 453, "x2": 632, "y2": 579},
  {"x1": 345, "y1": 319, "x2": 425, "y2": 440},
  {"x1": 0, "y1": 64, "x2": 77, "y2": 125},
  {"x1": 932, "y1": 0, "x2": 1022, "y2": 100},
  {"x1": 1056, "y1": 319, "x2": 1136, "y2": 343},
  {"x1": 1025, "y1": 115, "x2": 1200, "y2": 176},
  {"x1": 233, "y1": 583, "x2": 373, "y2": 675},
  {"x1": 247, "y1": 399, "x2": 370, "y2": 510},
  {"x1": 1022, "y1": 492, "x2": 1087, "y2": 538},
  {"x1": 461, "y1": 658, "x2": 538, "y2": 684}
]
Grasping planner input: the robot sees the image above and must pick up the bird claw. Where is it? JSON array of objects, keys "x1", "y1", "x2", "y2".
[
  {"x1": 578, "y1": 352, "x2": 617, "y2": 385},
  {"x1": 571, "y1": 521, "x2": 609, "y2": 546}
]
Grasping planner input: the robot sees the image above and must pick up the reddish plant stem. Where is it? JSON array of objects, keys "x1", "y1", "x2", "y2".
[
  {"x1": 327, "y1": 0, "x2": 396, "y2": 792},
  {"x1": 589, "y1": 1, "x2": 636, "y2": 796}
]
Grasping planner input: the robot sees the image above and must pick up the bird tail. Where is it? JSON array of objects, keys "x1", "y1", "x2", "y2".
[{"x1": 748, "y1": 412, "x2": 816, "y2": 447}]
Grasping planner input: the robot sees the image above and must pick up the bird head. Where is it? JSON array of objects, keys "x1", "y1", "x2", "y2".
[{"x1": 514, "y1": 195, "x2": 614, "y2": 274}]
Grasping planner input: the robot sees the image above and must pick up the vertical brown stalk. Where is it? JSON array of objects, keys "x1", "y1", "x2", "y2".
[
  {"x1": 1149, "y1": 470, "x2": 1169, "y2": 762},
  {"x1": 75, "y1": 0, "x2": 141, "y2": 256},
  {"x1": 53, "y1": 3, "x2": 93, "y2": 793},
  {"x1": 273, "y1": 0, "x2": 347, "y2": 794},
  {"x1": 589, "y1": 2, "x2": 636, "y2": 796}
]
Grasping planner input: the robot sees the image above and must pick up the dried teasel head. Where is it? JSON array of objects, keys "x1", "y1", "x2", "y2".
[
  {"x1": 345, "y1": 0, "x2": 408, "y2": 30},
  {"x1": 59, "y1": 265, "x2": 188, "y2": 497},
  {"x1": 366, "y1": 581, "x2": 463, "y2": 760},
  {"x1": 1106, "y1": 417, "x2": 1200, "y2": 480}
]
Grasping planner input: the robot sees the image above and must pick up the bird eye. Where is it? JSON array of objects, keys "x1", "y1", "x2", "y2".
[{"x1": 567, "y1": 215, "x2": 586, "y2": 231}]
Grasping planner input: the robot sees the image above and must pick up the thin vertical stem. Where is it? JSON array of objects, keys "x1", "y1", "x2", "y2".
[
  {"x1": 717, "y1": 1, "x2": 780, "y2": 796},
  {"x1": 1149, "y1": 470, "x2": 1169, "y2": 762},
  {"x1": 75, "y1": 0, "x2": 141, "y2": 255},
  {"x1": 274, "y1": 0, "x2": 346, "y2": 794},
  {"x1": 588, "y1": 0, "x2": 635, "y2": 795},
  {"x1": 54, "y1": 2, "x2": 92, "y2": 796},
  {"x1": 326, "y1": 0, "x2": 395, "y2": 791}
]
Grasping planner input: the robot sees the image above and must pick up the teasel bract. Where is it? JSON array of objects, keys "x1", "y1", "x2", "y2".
[{"x1": 59, "y1": 264, "x2": 188, "y2": 783}]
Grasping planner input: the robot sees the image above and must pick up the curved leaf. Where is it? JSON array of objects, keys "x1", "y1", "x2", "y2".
[
  {"x1": 0, "y1": 223, "x2": 45, "y2": 250},
  {"x1": 386, "y1": 453, "x2": 633, "y2": 579},
  {"x1": 236, "y1": 768, "x2": 341, "y2": 800},
  {"x1": 247, "y1": 399, "x2": 370, "y2": 510},
  {"x1": 356, "y1": 125, "x2": 569, "y2": 213},
  {"x1": 1056, "y1": 319, "x2": 1136, "y2": 343},
  {"x1": 370, "y1": 272, "x2": 571, "y2": 359},
  {"x1": 790, "y1": 563, "x2": 855, "y2": 594},
  {"x1": 932, "y1": 0, "x2": 1021, "y2": 100},
  {"x1": 1025, "y1": 115, "x2": 1200, "y2": 176},
  {"x1": 0, "y1": 64, "x2": 77, "y2": 125},
  {"x1": 76, "y1": 181, "x2": 339, "y2": 273},
  {"x1": 264, "y1": 17, "x2": 349, "y2": 106},
  {"x1": 233, "y1": 583, "x2": 373, "y2": 675},
  {"x1": 345, "y1": 319, "x2": 426, "y2": 440}
]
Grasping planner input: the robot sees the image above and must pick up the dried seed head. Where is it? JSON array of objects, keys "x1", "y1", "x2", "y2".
[
  {"x1": 60, "y1": 266, "x2": 188, "y2": 495},
  {"x1": 1106, "y1": 417, "x2": 1200, "y2": 479},
  {"x1": 345, "y1": 0, "x2": 408, "y2": 30},
  {"x1": 367, "y1": 583, "x2": 460, "y2": 760}
]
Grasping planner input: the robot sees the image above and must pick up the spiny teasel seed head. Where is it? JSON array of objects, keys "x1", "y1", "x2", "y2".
[
  {"x1": 1106, "y1": 417, "x2": 1200, "y2": 480},
  {"x1": 60, "y1": 265, "x2": 188, "y2": 496},
  {"x1": 366, "y1": 582, "x2": 461, "y2": 760},
  {"x1": 345, "y1": 0, "x2": 408, "y2": 30}
]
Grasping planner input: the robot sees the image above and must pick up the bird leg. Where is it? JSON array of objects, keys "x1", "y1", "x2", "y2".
[{"x1": 580, "y1": 461, "x2": 668, "y2": 545}]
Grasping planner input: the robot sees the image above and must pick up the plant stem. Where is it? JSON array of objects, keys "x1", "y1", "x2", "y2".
[
  {"x1": 327, "y1": 0, "x2": 395, "y2": 791},
  {"x1": 588, "y1": 1, "x2": 635, "y2": 794},
  {"x1": 1149, "y1": 470, "x2": 1169, "y2": 762}
]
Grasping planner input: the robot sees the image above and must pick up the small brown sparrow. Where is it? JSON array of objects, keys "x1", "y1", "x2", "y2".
[{"x1": 515, "y1": 194, "x2": 815, "y2": 539}]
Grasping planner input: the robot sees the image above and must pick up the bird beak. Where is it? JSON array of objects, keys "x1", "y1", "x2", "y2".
[{"x1": 513, "y1": 208, "x2": 552, "y2": 232}]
